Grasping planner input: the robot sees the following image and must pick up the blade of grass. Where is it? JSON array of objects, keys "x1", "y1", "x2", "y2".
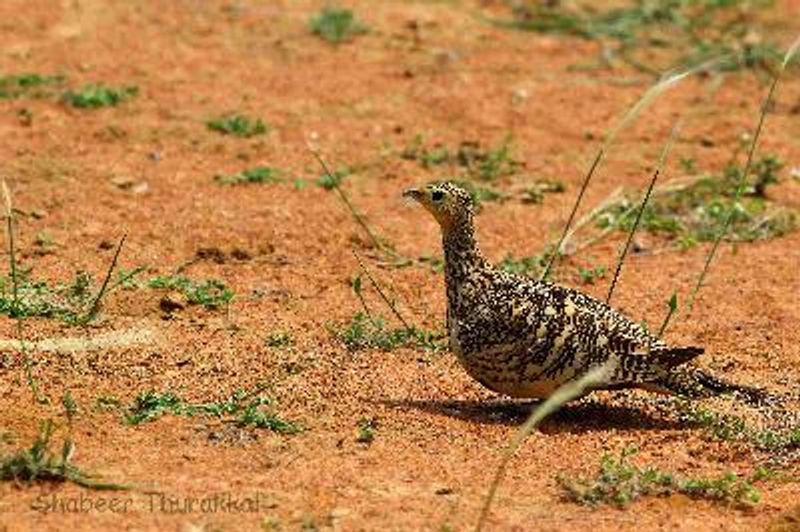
[
  {"x1": 606, "y1": 119, "x2": 682, "y2": 304},
  {"x1": 475, "y1": 361, "x2": 616, "y2": 532},
  {"x1": 1, "y1": 181, "x2": 19, "y2": 314},
  {"x1": 351, "y1": 274, "x2": 379, "y2": 327},
  {"x1": 2, "y1": 180, "x2": 46, "y2": 404},
  {"x1": 308, "y1": 146, "x2": 386, "y2": 254},
  {"x1": 596, "y1": 73, "x2": 723, "y2": 324},
  {"x1": 540, "y1": 151, "x2": 601, "y2": 280},
  {"x1": 687, "y1": 37, "x2": 800, "y2": 311},
  {"x1": 352, "y1": 249, "x2": 412, "y2": 330},
  {"x1": 657, "y1": 292, "x2": 679, "y2": 338},
  {"x1": 541, "y1": 61, "x2": 717, "y2": 280},
  {"x1": 79, "y1": 233, "x2": 127, "y2": 324},
  {"x1": 557, "y1": 187, "x2": 625, "y2": 254}
]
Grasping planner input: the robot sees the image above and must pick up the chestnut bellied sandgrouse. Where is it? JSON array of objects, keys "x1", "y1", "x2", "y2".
[{"x1": 403, "y1": 182, "x2": 767, "y2": 402}]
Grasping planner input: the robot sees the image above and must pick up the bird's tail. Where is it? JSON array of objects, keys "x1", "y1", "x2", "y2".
[
  {"x1": 645, "y1": 365, "x2": 776, "y2": 406},
  {"x1": 651, "y1": 345, "x2": 705, "y2": 368}
]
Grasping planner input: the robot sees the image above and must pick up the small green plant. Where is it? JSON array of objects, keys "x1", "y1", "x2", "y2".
[
  {"x1": 206, "y1": 114, "x2": 268, "y2": 138},
  {"x1": 464, "y1": 138, "x2": 520, "y2": 181},
  {"x1": 124, "y1": 391, "x2": 185, "y2": 425},
  {"x1": 0, "y1": 421, "x2": 126, "y2": 489},
  {"x1": 748, "y1": 154, "x2": 783, "y2": 198},
  {"x1": 316, "y1": 168, "x2": 349, "y2": 190},
  {"x1": 678, "y1": 401, "x2": 800, "y2": 452},
  {"x1": 559, "y1": 447, "x2": 674, "y2": 507},
  {"x1": 310, "y1": 7, "x2": 368, "y2": 44},
  {"x1": 356, "y1": 417, "x2": 377, "y2": 444},
  {"x1": 498, "y1": 254, "x2": 547, "y2": 277},
  {"x1": 403, "y1": 137, "x2": 522, "y2": 182},
  {"x1": 115, "y1": 267, "x2": 147, "y2": 290},
  {"x1": 147, "y1": 275, "x2": 234, "y2": 309},
  {"x1": 0, "y1": 73, "x2": 65, "y2": 99},
  {"x1": 0, "y1": 269, "x2": 118, "y2": 324},
  {"x1": 237, "y1": 397, "x2": 300, "y2": 434},
  {"x1": 63, "y1": 84, "x2": 138, "y2": 108},
  {"x1": 681, "y1": 469, "x2": 769, "y2": 504},
  {"x1": 125, "y1": 388, "x2": 300, "y2": 433},
  {"x1": 577, "y1": 265, "x2": 607, "y2": 285},
  {"x1": 559, "y1": 447, "x2": 766, "y2": 508},
  {"x1": 215, "y1": 166, "x2": 283, "y2": 185},
  {"x1": 401, "y1": 136, "x2": 451, "y2": 168},
  {"x1": 339, "y1": 313, "x2": 443, "y2": 352}
]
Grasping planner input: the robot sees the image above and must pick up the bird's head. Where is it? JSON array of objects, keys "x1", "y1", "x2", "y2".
[{"x1": 403, "y1": 182, "x2": 475, "y2": 230}]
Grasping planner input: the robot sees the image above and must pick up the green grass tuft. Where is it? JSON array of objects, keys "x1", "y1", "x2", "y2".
[
  {"x1": 498, "y1": 254, "x2": 548, "y2": 277},
  {"x1": 0, "y1": 73, "x2": 65, "y2": 99},
  {"x1": 678, "y1": 401, "x2": 800, "y2": 452},
  {"x1": 499, "y1": 0, "x2": 791, "y2": 74},
  {"x1": 147, "y1": 275, "x2": 234, "y2": 309},
  {"x1": 237, "y1": 397, "x2": 301, "y2": 434},
  {"x1": 316, "y1": 168, "x2": 350, "y2": 190},
  {"x1": 206, "y1": 114, "x2": 268, "y2": 138},
  {"x1": 215, "y1": 166, "x2": 284, "y2": 185},
  {"x1": 125, "y1": 388, "x2": 300, "y2": 434},
  {"x1": 465, "y1": 139, "x2": 520, "y2": 181},
  {"x1": 310, "y1": 7, "x2": 368, "y2": 44},
  {"x1": 403, "y1": 136, "x2": 522, "y2": 182},
  {"x1": 339, "y1": 312, "x2": 444, "y2": 352},
  {"x1": 0, "y1": 270, "x2": 107, "y2": 324},
  {"x1": 63, "y1": 84, "x2": 138, "y2": 108},
  {"x1": 577, "y1": 265, "x2": 607, "y2": 285},
  {"x1": 356, "y1": 417, "x2": 377, "y2": 444},
  {"x1": 124, "y1": 391, "x2": 183, "y2": 425},
  {"x1": 0, "y1": 421, "x2": 127, "y2": 490}
]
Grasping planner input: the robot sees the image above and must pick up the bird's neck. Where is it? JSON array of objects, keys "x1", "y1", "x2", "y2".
[{"x1": 442, "y1": 218, "x2": 486, "y2": 285}]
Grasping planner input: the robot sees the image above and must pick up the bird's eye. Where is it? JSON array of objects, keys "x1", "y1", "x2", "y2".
[{"x1": 431, "y1": 190, "x2": 444, "y2": 202}]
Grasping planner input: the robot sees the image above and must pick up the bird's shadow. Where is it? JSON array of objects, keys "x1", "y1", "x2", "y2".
[{"x1": 376, "y1": 395, "x2": 687, "y2": 433}]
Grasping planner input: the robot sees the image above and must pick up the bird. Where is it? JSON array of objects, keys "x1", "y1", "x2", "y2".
[{"x1": 403, "y1": 181, "x2": 768, "y2": 403}]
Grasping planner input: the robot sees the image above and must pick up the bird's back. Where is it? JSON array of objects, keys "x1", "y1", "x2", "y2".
[{"x1": 447, "y1": 267, "x2": 701, "y2": 397}]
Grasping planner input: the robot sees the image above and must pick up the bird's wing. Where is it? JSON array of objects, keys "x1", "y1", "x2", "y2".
[{"x1": 532, "y1": 282, "x2": 703, "y2": 381}]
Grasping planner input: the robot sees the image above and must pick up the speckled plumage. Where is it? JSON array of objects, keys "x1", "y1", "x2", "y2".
[{"x1": 404, "y1": 182, "x2": 765, "y2": 402}]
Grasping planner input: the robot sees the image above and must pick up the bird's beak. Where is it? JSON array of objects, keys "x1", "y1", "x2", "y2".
[{"x1": 403, "y1": 187, "x2": 423, "y2": 201}]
